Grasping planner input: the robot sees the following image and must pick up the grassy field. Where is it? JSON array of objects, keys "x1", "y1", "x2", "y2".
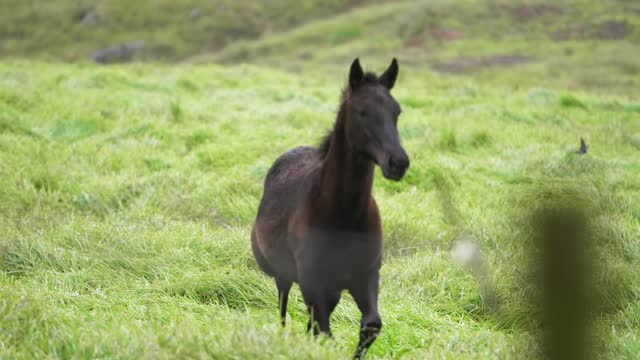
[
  {"x1": 1, "y1": 0, "x2": 639, "y2": 359},
  {"x1": 1, "y1": 60, "x2": 639, "y2": 358}
]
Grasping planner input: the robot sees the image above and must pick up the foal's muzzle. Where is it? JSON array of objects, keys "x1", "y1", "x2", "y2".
[{"x1": 381, "y1": 151, "x2": 409, "y2": 181}]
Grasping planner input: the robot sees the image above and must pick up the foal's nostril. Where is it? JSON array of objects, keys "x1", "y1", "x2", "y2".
[
  {"x1": 398, "y1": 156, "x2": 409, "y2": 170},
  {"x1": 387, "y1": 157, "x2": 398, "y2": 170},
  {"x1": 388, "y1": 156, "x2": 409, "y2": 171},
  {"x1": 385, "y1": 155, "x2": 409, "y2": 180}
]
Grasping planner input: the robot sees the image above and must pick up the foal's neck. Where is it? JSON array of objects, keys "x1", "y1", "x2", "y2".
[{"x1": 320, "y1": 103, "x2": 375, "y2": 223}]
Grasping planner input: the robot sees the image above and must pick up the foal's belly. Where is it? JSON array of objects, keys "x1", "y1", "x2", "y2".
[{"x1": 293, "y1": 226, "x2": 382, "y2": 289}]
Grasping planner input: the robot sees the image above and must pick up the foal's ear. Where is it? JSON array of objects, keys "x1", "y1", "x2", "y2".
[
  {"x1": 380, "y1": 58, "x2": 399, "y2": 90},
  {"x1": 349, "y1": 58, "x2": 364, "y2": 88}
]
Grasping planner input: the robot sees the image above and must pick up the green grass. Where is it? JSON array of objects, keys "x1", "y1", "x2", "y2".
[
  {"x1": 0, "y1": 59, "x2": 638, "y2": 358},
  {"x1": 1, "y1": 0, "x2": 639, "y2": 358}
]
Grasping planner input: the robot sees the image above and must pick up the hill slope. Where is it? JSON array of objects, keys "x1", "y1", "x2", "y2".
[
  {"x1": 0, "y1": 0, "x2": 389, "y2": 61},
  {"x1": 3, "y1": 0, "x2": 638, "y2": 95},
  {"x1": 196, "y1": 0, "x2": 640, "y2": 94}
]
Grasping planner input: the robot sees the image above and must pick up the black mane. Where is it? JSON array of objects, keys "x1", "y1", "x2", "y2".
[
  {"x1": 318, "y1": 72, "x2": 380, "y2": 157},
  {"x1": 319, "y1": 129, "x2": 334, "y2": 156}
]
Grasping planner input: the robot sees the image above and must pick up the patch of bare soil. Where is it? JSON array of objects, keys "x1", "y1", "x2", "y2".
[
  {"x1": 91, "y1": 42, "x2": 144, "y2": 64},
  {"x1": 404, "y1": 34, "x2": 424, "y2": 48},
  {"x1": 431, "y1": 54, "x2": 534, "y2": 74},
  {"x1": 429, "y1": 25, "x2": 462, "y2": 42},
  {"x1": 404, "y1": 25, "x2": 461, "y2": 48},
  {"x1": 511, "y1": 4, "x2": 564, "y2": 21},
  {"x1": 553, "y1": 20, "x2": 632, "y2": 41}
]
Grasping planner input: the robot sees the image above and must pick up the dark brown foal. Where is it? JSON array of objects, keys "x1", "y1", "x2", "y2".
[{"x1": 251, "y1": 58, "x2": 409, "y2": 358}]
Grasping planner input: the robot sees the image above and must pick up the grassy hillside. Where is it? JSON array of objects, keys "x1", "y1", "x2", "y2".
[
  {"x1": 3, "y1": 0, "x2": 638, "y2": 96},
  {"x1": 197, "y1": 0, "x2": 640, "y2": 94},
  {"x1": 1, "y1": 60, "x2": 639, "y2": 358},
  {"x1": 0, "y1": 0, "x2": 388, "y2": 61}
]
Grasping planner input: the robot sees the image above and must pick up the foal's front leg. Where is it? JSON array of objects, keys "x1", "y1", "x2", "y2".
[
  {"x1": 301, "y1": 287, "x2": 333, "y2": 337},
  {"x1": 305, "y1": 291, "x2": 341, "y2": 336},
  {"x1": 350, "y1": 271, "x2": 382, "y2": 359}
]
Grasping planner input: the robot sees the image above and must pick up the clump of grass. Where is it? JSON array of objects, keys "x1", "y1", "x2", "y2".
[
  {"x1": 559, "y1": 94, "x2": 587, "y2": 109},
  {"x1": 169, "y1": 99, "x2": 183, "y2": 122},
  {"x1": 0, "y1": 289, "x2": 52, "y2": 349},
  {"x1": 400, "y1": 96, "x2": 429, "y2": 109},
  {"x1": 186, "y1": 128, "x2": 214, "y2": 150},
  {"x1": 166, "y1": 268, "x2": 274, "y2": 309},
  {"x1": 144, "y1": 157, "x2": 171, "y2": 172},
  {"x1": 625, "y1": 133, "x2": 640, "y2": 150},
  {"x1": 437, "y1": 129, "x2": 458, "y2": 151},
  {"x1": 330, "y1": 25, "x2": 363, "y2": 44},
  {"x1": 470, "y1": 131, "x2": 491, "y2": 148},
  {"x1": 428, "y1": 166, "x2": 461, "y2": 228}
]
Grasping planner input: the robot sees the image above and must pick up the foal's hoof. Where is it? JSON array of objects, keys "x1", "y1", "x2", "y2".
[{"x1": 353, "y1": 326, "x2": 380, "y2": 359}]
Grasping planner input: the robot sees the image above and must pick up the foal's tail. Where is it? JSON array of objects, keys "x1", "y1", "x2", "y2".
[{"x1": 251, "y1": 226, "x2": 276, "y2": 277}]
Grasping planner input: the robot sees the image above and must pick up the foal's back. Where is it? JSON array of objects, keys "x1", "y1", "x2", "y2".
[
  {"x1": 258, "y1": 146, "x2": 321, "y2": 219},
  {"x1": 252, "y1": 146, "x2": 321, "y2": 279}
]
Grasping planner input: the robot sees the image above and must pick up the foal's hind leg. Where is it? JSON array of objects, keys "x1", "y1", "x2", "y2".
[
  {"x1": 276, "y1": 278, "x2": 292, "y2": 326},
  {"x1": 350, "y1": 272, "x2": 382, "y2": 359}
]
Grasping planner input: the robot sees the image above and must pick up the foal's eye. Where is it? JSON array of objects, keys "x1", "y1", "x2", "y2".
[{"x1": 359, "y1": 109, "x2": 367, "y2": 117}]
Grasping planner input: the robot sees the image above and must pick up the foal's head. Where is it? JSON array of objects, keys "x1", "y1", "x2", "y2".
[{"x1": 344, "y1": 58, "x2": 409, "y2": 181}]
